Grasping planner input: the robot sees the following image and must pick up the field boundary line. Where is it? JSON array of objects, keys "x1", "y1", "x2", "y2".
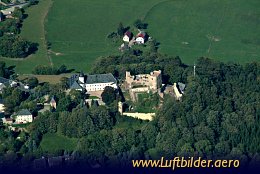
[
  {"x1": 43, "y1": 0, "x2": 54, "y2": 66},
  {"x1": 143, "y1": 0, "x2": 173, "y2": 21},
  {"x1": 207, "y1": 2, "x2": 229, "y2": 55}
]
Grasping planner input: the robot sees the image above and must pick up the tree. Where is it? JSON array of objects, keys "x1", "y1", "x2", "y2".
[
  {"x1": 69, "y1": 89, "x2": 82, "y2": 104},
  {"x1": 25, "y1": 77, "x2": 39, "y2": 88},
  {"x1": 101, "y1": 86, "x2": 117, "y2": 105},
  {"x1": 0, "y1": 61, "x2": 9, "y2": 78},
  {"x1": 133, "y1": 19, "x2": 147, "y2": 29},
  {"x1": 60, "y1": 77, "x2": 69, "y2": 90},
  {"x1": 12, "y1": 7, "x2": 24, "y2": 20},
  {"x1": 117, "y1": 22, "x2": 125, "y2": 37},
  {"x1": 0, "y1": 35, "x2": 36, "y2": 58},
  {"x1": 56, "y1": 96, "x2": 72, "y2": 112},
  {"x1": 58, "y1": 64, "x2": 67, "y2": 74}
]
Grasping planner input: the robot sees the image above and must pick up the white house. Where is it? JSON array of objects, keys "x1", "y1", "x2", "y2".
[
  {"x1": 135, "y1": 31, "x2": 146, "y2": 44},
  {"x1": 12, "y1": 109, "x2": 33, "y2": 124},
  {"x1": 0, "y1": 99, "x2": 5, "y2": 114},
  {"x1": 69, "y1": 72, "x2": 117, "y2": 92},
  {"x1": 123, "y1": 31, "x2": 132, "y2": 42}
]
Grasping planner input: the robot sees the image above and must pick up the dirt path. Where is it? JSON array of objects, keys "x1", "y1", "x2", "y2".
[
  {"x1": 207, "y1": 3, "x2": 229, "y2": 54},
  {"x1": 42, "y1": 0, "x2": 54, "y2": 66},
  {"x1": 143, "y1": 0, "x2": 172, "y2": 21}
]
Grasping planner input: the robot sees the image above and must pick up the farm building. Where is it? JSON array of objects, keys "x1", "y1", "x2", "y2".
[
  {"x1": 135, "y1": 31, "x2": 146, "y2": 44},
  {"x1": 123, "y1": 31, "x2": 133, "y2": 42}
]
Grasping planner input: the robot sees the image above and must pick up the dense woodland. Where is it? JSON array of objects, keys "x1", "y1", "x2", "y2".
[{"x1": 0, "y1": 53, "x2": 260, "y2": 169}]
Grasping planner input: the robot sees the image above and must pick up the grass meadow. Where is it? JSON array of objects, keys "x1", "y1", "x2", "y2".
[
  {"x1": 1, "y1": 0, "x2": 260, "y2": 74},
  {"x1": 145, "y1": 0, "x2": 260, "y2": 64},
  {"x1": 40, "y1": 133, "x2": 78, "y2": 153}
]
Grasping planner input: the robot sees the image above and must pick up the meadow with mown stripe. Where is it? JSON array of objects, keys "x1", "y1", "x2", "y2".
[{"x1": 1, "y1": 0, "x2": 260, "y2": 74}]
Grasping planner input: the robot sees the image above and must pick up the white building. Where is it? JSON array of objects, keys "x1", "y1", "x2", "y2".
[
  {"x1": 69, "y1": 72, "x2": 117, "y2": 92},
  {"x1": 0, "y1": 99, "x2": 5, "y2": 114},
  {"x1": 123, "y1": 31, "x2": 132, "y2": 42},
  {"x1": 135, "y1": 31, "x2": 146, "y2": 44},
  {"x1": 12, "y1": 109, "x2": 33, "y2": 124}
]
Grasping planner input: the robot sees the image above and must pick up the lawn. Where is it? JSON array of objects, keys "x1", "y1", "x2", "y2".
[
  {"x1": 0, "y1": 0, "x2": 52, "y2": 74},
  {"x1": 40, "y1": 133, "x2": 78, "y2": 153},
  {"x1": 145, "y1": 0, "x2": 260, "y2": 64},
  {"x1": 135, "y1": 92, "x2": 159, "y2": 113}
]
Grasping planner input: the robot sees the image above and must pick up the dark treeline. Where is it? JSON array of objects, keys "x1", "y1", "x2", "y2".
[{"x1": 91, "y1": 52, "x2": 189, "y2": 85}]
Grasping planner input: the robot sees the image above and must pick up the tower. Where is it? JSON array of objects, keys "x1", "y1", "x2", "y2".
[
  {"x1": 79, "y1": 71, "x2": 85, "y2": 84},
  {"x1": 118, "y1": 101, "x2": 124, "y2": 115}
]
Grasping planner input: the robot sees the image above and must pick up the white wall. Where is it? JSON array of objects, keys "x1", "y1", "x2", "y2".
[
  {"x1": 16, "y1": 115, "x2": 33, "y2": 123},
  {"x1": 85, "y1": 83, "x2": 117, "y2": 92},
  {"x1": 136, "y1": 37, "x2": 144, "y2": 44},
  {"x1": 122, "y1": 112, "x2": 155, "y2": 121},
  {"x1": 123, "y1": 35, "x2": 130, "y2": 42}
]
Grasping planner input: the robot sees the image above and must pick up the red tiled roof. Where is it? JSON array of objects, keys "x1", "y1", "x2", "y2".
[
  {"x1": 137, "y1": 33, "x2": 145, "y2": 38},
  {"x1": 124, "y1": 31, "x2": 132, "y2": 37}
]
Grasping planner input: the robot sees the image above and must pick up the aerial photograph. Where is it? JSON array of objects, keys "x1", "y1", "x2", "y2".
[{"x1": 0, "y1": 0, "x2": 259, "y2": 173}]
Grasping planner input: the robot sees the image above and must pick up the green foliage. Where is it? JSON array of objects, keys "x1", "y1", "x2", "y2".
[
  {"x1": 0, "y1": 61, "x2": 11, "y2": 78},
  {"x1": 133, "y1": 19, "x2": 147, "y2": 29},
  {"x1": 24, "y1": 77, "x2": 39, "y2": 88},
  {"x1": 2, "y1": 56, "x2": 260, "y2": 168},
  {"x1": 117, "y1": 22, "x2": 125, "y2": 37},
  {"x1": 57, "y1": 106, "x2": 114, "y2": 138},
  {"x1": 0, "y1": 35, "x2": 36, "y2": 58},
  {"x1": 12, "y1": 7, "x2": 25, "y2": 20},
  {"x1": 2, "y1": 87, "x2": 28, "y2": 114},
  {"x1": 0, "y1": 19, "x2": 20, "y2": 34},
  {"x1": 156, "y1": 58, "x2": 260, "y2": 159},
  {"x1": 101, "y1": 86, "x2": 117, "y2": 105},
  {"x1": 91, "y1": 53, "x2": 187, "y2": 84}
]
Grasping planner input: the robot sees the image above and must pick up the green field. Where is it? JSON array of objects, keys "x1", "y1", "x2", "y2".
[
  {"x1": 0, "y1": 0, "x2": 52, "y2": 73},
  {"x1": 40, "y1": 133, "x2": 78, "y2": 153},
  {"x1": 145, "y1": 0, "x2": 260, "y2": 64},
  {"x1": 1, "y1": 0, "x2": 260, "y2": 74},
  {"x1": 45, "y1": 0, "x2": 164, "y2": 71}
]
